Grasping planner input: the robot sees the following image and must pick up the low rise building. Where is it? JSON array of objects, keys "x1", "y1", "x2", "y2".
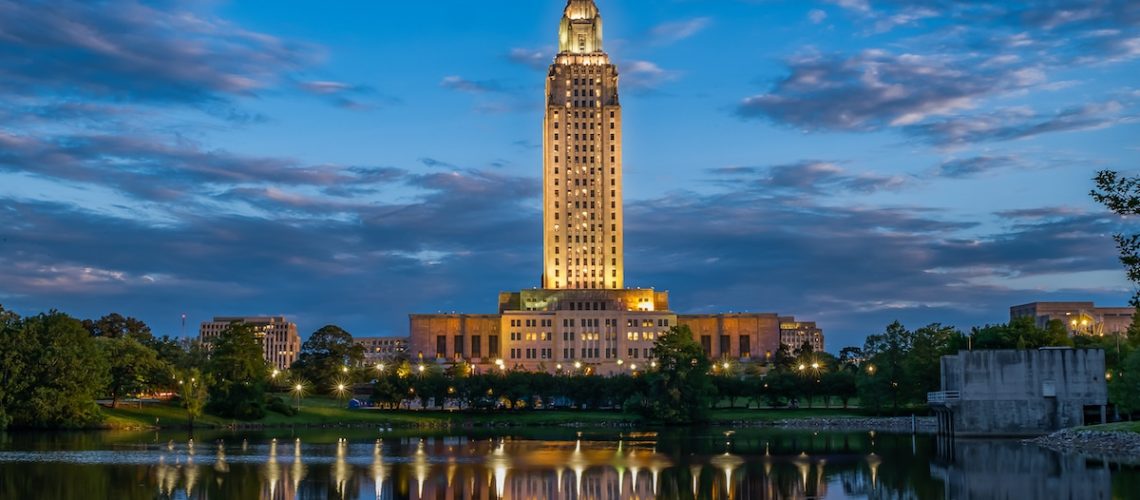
[
  {"x1": 1010, "y1": 301, "x2": 1133, "y2": 336},
  {"x1": 779, "y1": 317, "x2": 825, "y2": 353},
  {"x1": 929, "y1": 348, "x2": 1107, "y2": 437},
  {"x1": 199, "y1": 316, "x2": 301, "y2": 370},
  {"x1": 410, "y1": 289, "x2": 822, "y2": 374},
  {"x1": 355, "y1": 336, "x2": 408, "y2": 365}
]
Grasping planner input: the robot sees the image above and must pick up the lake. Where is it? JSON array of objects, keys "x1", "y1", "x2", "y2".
[{"x1": 0, "y1": 426, "x2": 1135, "y2": 499}]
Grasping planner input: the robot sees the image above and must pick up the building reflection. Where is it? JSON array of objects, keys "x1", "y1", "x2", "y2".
[{"x1": 128, "y1": 431, "x2": 1124, "y2": 500}]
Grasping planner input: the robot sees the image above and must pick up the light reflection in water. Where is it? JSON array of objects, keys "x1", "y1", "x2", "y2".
[{"x1": 0, "y1": 429, "x2": 1132, "y2": 499}]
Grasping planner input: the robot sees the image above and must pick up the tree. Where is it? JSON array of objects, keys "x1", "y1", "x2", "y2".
[
  {"x1": 291, "y1": 325, "x2": 364, "y2": 394},
  {"x1": 180, "y1": 368, "x2": 210, "y2": 428},
  {"x1": 96, "y1": 336, "x2": 170, "y2": 408},
  {"x1": 904, "y1": 324, "x2": 964, "y2": 403},
  {"x1": 860, "y1": 321, "x2": 911, "y2": 412},
  {"x1": 837, "y1": 347, "x2": 864, "y2": 371},
  {"x1": 633, "y1": 325, "x2": 716, "y2": 424},
  {"x1": 1092, "y1": 170, "x2": 1140, "y2": 305},
  {"x1": 0, "y1": 305, "x2": 25, "y2": 429},
  {"x1": 1109, "y1": 349, "x2": 1140, "y2": 416},
  {"x1": 205, "y1": 322, "x2": 268, "y2": 420},
  {"x1": 4, "y1": 311, "x2": 109, "y2": 428},
  {"x1": 82, "y1": 313, "x2": 153, "y2": 342}
]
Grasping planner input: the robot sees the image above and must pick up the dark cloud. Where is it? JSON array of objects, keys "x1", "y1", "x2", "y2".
[
  {"x1": 297, "y1": 80, "x2": 391, "y2": 110},
  {"x1": 420, "y1": 157, "x2": 459, "y2": 170},
  {"x1": 712, "y1": 161, "x2": 908, "y2": 195},
  {"x1": 907, "y1": 101, "x2": 1128, "y2": 146},
  {"x1": 0, "y1": 0, "x2": 315, "y2": 105},
  {"x1": 738, "y1": 50, "x2": 1044, "y2": 131}
]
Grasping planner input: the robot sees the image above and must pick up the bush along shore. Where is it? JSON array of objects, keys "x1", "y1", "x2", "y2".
[{"x1": 1027, "y1": 429, "x2": 1140, "y2": 459}]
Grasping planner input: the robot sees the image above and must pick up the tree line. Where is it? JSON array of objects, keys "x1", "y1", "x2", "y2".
[{"x1": 2, "y1": 303, "x2": 1139, "y2": 429}]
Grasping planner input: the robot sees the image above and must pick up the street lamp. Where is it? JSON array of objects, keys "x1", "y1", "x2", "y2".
[
  {"x1": 292, "y1": 383, "x2": 305, "y2": 411},
  {"x1": 574, "y1": 361, "x2": 582, "y2": 370}
]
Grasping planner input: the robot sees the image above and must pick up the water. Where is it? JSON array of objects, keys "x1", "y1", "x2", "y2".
[{"x1": 0, "y1": 427, "x2": 1136, "y2": 499}]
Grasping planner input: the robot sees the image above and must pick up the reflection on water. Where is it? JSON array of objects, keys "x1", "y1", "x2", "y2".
[{"x1": 0, "y1": 427, "x2": 1136, "y2": 499}]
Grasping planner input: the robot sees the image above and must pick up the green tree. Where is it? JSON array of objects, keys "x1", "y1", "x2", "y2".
[
  {"x1": 205, "y1": 322, "x2": 268, "y2": 420},
  {"x1": 82, "y1": 313, "x2": 153, "y2": 342},
  {"x1": 180, "y1": 368, "x2": 210, "y2": 428},
  {"x1": 1109, "y1": 349, "x2": 1140, "y2": 415},
  {"x1": 96, "y1": 336, "x2": 170, "y2": 408},
  {"x1": 291, "y1": 325, "x2": 364, "y2": 394},
  {"x1": 860, "y1": 321, "x2": 911, "y2": 412},
  {"x1": 0, "y1": 305, "x2": 25, "y2": 429},
  {"x1": 634, "y1": 325, "x2": 716, "y2": 424},
  {"x1": 1092, "y1": 170, "x2": 1140, "y2": 305},
  {"x1": 903, "y1": 324, "x2": 964, "y2": 403},
  {"x1": 6, "y1": 312, "x2": 109, "y2": 428}
]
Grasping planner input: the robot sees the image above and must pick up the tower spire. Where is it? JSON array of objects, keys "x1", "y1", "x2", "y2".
[{"x1": 559, "y1": 0, "x2": 604, "y2": 54}]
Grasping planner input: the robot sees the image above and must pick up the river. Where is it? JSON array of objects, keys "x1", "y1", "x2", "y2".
[{"x1": 0, "y1": 426, "x2": 1135, "y2": 499}]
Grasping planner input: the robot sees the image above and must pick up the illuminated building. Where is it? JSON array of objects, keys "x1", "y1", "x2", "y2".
[
  {"x1": 1009, "y1": 301, "x2": 1133, "y2": 336},
  {"x1": 198, "y1": 316, "x2": 300, "y2": 370},
  {"x1": 354, "y1": 336, "x2": 408, "y2": 365},
  {"x1": 408, "y1": 0, "x2": 824, "y2": 372}
]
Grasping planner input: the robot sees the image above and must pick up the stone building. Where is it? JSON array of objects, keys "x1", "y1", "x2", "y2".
[
  {"x1": 406, "y1": 0, "x2": 824, "y2": 373},
  {"x1": 1010, "y1": 301, "x2": 1133, "y2": 336},
  {"x1": 198, "y1": 316, "x2": 301, "y2": 370},
  {"x1": 929, "y1": 348, "x2": 1107, "y2": 437}
]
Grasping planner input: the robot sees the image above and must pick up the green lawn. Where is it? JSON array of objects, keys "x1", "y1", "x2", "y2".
[
  {"x1": 1079, "y1": 421, "x2": 1140, "y2": 433},
  {"x1": 101, "y1": 397, "x2": 865, "y2": 430}
]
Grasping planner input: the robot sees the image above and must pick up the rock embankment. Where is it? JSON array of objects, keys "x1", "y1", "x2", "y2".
[
  {"x1": 765, "y1": 416, "x2": 937, "y2": 433},
  {"x1": 1028, "y1": 429, "x2": 1140, "y2": 457}
]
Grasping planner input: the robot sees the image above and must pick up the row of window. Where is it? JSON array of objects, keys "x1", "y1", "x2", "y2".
[
  {"x1": 555, "y1": 281, "x2": 618, "y2": 289},
  {"x1": 510, "y1": 348, "x2": 553, "y2": 360},
  {"x1": 508, "y1": 319, "x2": 554, "y2": 328}
]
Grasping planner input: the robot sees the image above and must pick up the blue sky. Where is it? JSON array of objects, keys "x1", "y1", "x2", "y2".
[{"x1": 0, "y1": 0, "x2": 1137, "y2": 350}]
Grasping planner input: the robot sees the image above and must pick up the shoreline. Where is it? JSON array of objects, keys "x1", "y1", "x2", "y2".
[
  {"x1": 87, "y1": 413, "x2": 936, "y2": 433},
  {"x1": 1027, "y1": 429, "x2": 1140, "y2": 461}
]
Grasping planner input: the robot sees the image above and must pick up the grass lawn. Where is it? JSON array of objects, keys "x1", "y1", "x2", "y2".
[
  {"x1": 1079, "y1": 421, "x2": 1140, "y2": 433},
  {"x1": 101, "y1": 396, "x2": 865, "y2": 430}
]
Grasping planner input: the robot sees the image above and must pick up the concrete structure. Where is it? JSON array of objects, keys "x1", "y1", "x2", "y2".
[
  {"x1": 354, "y1": 336, "x2": 407, "y2": 365},
  {"x1": 198, "y1": 316, "x2": 301, "y2": 370},
  {"x1": 1010, "y1": 301, "x2": 1133, "y2": 336},
  {"x1": 929, "y1": 348, "x2": 1107, "y2": 437},
  {"x1": 407, "y1": 0, "x2": 824, "y2": 372},
  {"x1": 543, "y1": 0, "x2": 624, "y2": 290}
]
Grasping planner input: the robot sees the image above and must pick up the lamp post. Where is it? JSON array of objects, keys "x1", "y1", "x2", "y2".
[{"x1": 292, "y1": 383, "x2": 304, "y2": 412}]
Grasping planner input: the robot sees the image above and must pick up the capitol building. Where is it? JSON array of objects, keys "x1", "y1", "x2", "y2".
[{"x1": 409, "y1": 1, "x2": 823, "y2": 374}]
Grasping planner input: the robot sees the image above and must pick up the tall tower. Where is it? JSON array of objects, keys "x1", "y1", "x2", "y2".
[{"x1": 543, "y1": 0, "x2": 624, "y2": 290}]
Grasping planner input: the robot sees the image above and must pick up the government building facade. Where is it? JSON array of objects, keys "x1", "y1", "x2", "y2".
[{"x1": 409, "y1": 1, "x2": 824, "y2": 374}]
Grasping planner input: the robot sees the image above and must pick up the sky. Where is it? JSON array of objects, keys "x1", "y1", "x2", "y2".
[{"x1": 0, "y1": 0, "x2": 1138, "y2": 351}]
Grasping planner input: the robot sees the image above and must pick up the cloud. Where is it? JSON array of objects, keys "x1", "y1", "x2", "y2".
[
  {"x1": 738, "y1": 50, "x2": 1046, "y2": 131},
  {"x1": 906, "y1": 101, "x2": 1129, "y2": 146},
  {"x1": 649, "y1": 17, "x2": 712, "y2": 45},
  {"x1": 809, "y1": 9, "x2": 828, "y2": 24},
  {"x1": 507, "y1": 47, "x2": 552, "y2": 70},
  {"x1": 440, "y1": 76, "x2": 507, "y2": 94},
  {"x1": 622, "y1": 61, "x2": 678, "y2": 91},
  {"x1": 712, "y1": 161, "x2": 909, "y2": 195},
  {"x1": 935, "y1": 156, "x2": 1018, "y2": 178},
  {"x1": 297, "y1": 80, "x2": 390, "y2": 110},
  {"x1": 0, "y1": 0, "x2": 316, "y2": 106},
  {"x1": 826, "y1": 0, "x2": 871, "y2": 15}
]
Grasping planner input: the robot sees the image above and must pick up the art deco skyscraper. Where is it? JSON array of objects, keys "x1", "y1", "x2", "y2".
[{"x1": 543, "y1": 0, "x2": 624, "y2": 290}]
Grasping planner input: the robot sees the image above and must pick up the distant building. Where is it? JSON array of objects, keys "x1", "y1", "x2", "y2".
[
  {"x1": 677, "y1": 313, "x2": 781, "y2": 362},
  {"x1": 354, "y1": 336, "x2": 408, "y2": 365},
  {"x1": 779, "y1": 317, "x2": 825, "y2": 353},
  {"x1": 929, "y1": 348, "x2": 1107, "y2": 437},
  {"x1": 1010, "y1": 301, "x2": 1133, "y2": 336},
  {"x1": 199, "y1": 316, "x2": 301, "y2": 371}
]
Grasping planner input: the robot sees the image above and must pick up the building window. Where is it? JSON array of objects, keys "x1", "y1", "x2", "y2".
[
  {"x1": 720, "y1": 335, "x2": 731, "y2": 357},
  {"x1": 489, "y1": 335, "x2": 500, "y2": 357},
  {"x1": 436, "y1": 336, "x2": 447, "y2": 358},
  {"x1": 739, "y1": 337, "x2": 751, "y2": 358},
  {"x1": 454, "y1": 335, "x2": 464, "y2": 356},
  {"x1": 701, "y1": 336, "x2": 712, "y2": 357},
  {"x1": 472, "y1": 336, "x2": 482, "y2": 358}
]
